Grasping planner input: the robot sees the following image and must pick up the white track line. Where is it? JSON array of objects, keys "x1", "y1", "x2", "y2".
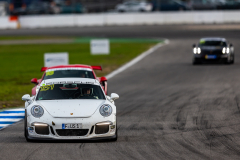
[{"x1": 106, "y1": 39, "x2": 169, "y2": 80}]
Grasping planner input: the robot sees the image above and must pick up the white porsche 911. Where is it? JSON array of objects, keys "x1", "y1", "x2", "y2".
[{"x1": 22, "y1": 78, "x2": 119, "y2": 141}]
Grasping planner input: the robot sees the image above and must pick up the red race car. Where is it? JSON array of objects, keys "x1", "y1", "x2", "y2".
[{"x1": 31, "y1": 64, "x2": 108, "y2": 96}]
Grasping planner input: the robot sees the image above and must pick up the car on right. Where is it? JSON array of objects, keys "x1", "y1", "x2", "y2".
[{"x1": 192, "y1": 37, "x2": 234, "y2": 65}]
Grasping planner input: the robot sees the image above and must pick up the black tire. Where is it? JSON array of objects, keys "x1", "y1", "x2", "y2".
[
  {"x1": 231, "y1": 55, "x2": 234, "y2": 64},
  {"x1": 225, "y1": 58, "x2": 231, "y2": 65},
  {"x1": 24, "y1": 111, "x2": 33, "y2": 142},
  {"x1": 192, "y1": 58, "x2": 200, "y2": 65}
]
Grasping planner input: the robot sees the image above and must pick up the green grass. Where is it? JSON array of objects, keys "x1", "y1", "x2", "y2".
[{"x1": 0, "y1": 41, "x2": 161, "y2": 108}]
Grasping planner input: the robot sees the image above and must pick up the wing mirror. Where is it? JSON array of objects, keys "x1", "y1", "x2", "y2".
[
  {"x1": 31, "y1": 78, "x2": 38, "y2": 85},
  {"x1": 192, "y1": 44, "x2": 196, "y2": 48},
  {"x1": 110, "y1": 93, "x2": 119, "y2": 101},
  {"x1": 22, "y1": 94, "x2": 31, "y2": 101},
  {"x1": 230, "y1": 43, "x2": 233, "y2": 47}
]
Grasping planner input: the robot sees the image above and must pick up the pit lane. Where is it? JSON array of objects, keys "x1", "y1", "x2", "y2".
[{"x1": 0, "y1": 24, "x2": 240, "y2": 159}]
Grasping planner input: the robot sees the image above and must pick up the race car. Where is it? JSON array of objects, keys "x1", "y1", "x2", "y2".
[
  {"x1": 192, "y1": 37, "x2": 234, "y2": 65},
  {"x1": 31, "y1": 64, "x2": 108, "y2": 95},
  {"x1": 22, "y1": 78, "x2": 119, "y2": 141}
]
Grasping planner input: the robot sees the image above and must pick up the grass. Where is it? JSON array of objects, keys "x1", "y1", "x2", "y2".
[{"x1": 0, "y1": 40, "x2": 161, "y2": 108}]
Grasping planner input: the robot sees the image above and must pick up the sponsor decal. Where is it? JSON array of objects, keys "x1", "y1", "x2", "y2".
[
  {"x1": 46, "y1": 71, "x2": 54, "y2": 76},
  {"x1": 40, "y1": 84, "x2": 54, "y2": 91}
]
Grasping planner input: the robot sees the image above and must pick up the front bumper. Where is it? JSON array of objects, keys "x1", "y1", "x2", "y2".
[
  {"x1": 193, "y1": 54, "x2": 229, "y2": 61},
  {"x1": 27, "y1": 116, "x2": 117, "y2": 140}
]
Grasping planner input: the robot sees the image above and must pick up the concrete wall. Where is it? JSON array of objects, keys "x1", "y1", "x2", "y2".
[
  {"x1": 0, "y1": 16, "x2": 18, "y2": 29},
  {"x1": 2, "y1": 11, "x2": 240, "y2": 29}
]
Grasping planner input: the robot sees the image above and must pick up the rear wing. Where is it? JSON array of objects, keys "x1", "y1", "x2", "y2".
[
  {"x1": 41, "y1": 67, "x2": 48, "y2": 72},
  {"x1": 41, "y1": 65, "x2": 102, "y2": 72},
  {"x1": 91, "y1": 66, "x2": 102, "y2": 71}
]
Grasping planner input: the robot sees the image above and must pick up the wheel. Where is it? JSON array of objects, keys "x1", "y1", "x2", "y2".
[
  {"x1": 24, "y1": 111, "x2": 33, "y2": 142},
  {"x1": 231, "y1": 55, "x2": 234, "y2": 64},
  {"x1": 192, "y1": 58, "x2": 200, "y2": 65},
  {"x1": 225, "y1": 58, "x2": 231, "y2": 64}
]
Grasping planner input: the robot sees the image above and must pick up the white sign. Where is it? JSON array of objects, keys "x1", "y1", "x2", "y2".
[
  {"x1": 44, "y1": 53, "x2": 69, "y2": 67},
  {"x1": 90, "y1": 39, "x2": 110, "y2": 55}
]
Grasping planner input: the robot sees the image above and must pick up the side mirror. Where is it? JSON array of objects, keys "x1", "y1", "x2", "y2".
[
  {"x1": 22, "y1": 94, "x2": 31, "y2": 101},
  {"x1": 31, "y1": 78, "x2": 38, "y2": 85},
  {"x1": 110, "y1": 93, "x2": 119, "y2": 101},
  {"x1": 230, "y1": 43, "x2": 233, "y2": 47},
  {"x1": 100, "y1": 76, "x2": 107, "y2": 82},
  {"x1": 192, "y1": 44, "x2": 196, "y2": 48}
]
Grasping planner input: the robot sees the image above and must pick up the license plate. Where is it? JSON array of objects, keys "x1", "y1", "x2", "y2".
[
  {"x1": 205, "y1": 55, "x2": 217, "y2": 59},
  {"x1": 62, "y1": 123, "x2": 82, "y2": 129}
]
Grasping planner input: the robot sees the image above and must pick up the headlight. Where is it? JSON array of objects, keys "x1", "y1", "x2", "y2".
[
  {"x1": 31, "y1": 105, "x2": 44, "y2": 118},
  {"x1": 193, "y1": 47, "x2": 201, "y2": 54},
  {"x1": 222, "y1": 47, "x2": 229, "y2": 54},
  {"x1": 197, "y1": 48, "x2": 201, "y2": 54},
  {"x1": 226, "y1": 48, "x2": 230, "y2": 54},
  {"x1": 222, "y1": 47, "x2": 226, "y2": 54},
  {"x1": 99, "y1": 104, "x2": 112, "y2": 117}
]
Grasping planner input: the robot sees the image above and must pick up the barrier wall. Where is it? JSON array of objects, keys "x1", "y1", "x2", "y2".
[
  {"x1": 2, "y1": 11, "x2": 240, "y2": 29},
  {"x1": 0, "y1": 16, "x2": 18, "y2": 29}
]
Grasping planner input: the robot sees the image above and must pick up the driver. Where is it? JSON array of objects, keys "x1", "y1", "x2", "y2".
[
  {"x1": 83, "y1": 88, "x2": 91, "y2": 96},
  {"x1": 82, "y1": 88, "x2": 98, "y2": 99},
  {"x1": 80, "y1": 73, "x2": 86, "y2": 78}
]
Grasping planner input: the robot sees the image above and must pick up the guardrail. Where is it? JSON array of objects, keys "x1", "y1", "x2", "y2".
[{"x1": 1, "y1": 11, "x2": 240, "y2": 29}]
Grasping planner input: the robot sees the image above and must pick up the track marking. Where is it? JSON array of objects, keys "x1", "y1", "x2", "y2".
[{"x1": 106, "y1": 39, "x2": 169, "y2": 80}]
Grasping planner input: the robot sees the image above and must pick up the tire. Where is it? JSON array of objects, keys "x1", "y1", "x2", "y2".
[
  {"x1": 231, "y1": 55, "x2": 234, "y2": 64},
  {"x1": 192, "y1": 58, "x2": 200, "y2": 65},
  {"x1": 225, "y1": 58, "x2": 231, "y2": 64},
  {"x1": 24, "y1": 111, "x2": 33, "y2": 142}
]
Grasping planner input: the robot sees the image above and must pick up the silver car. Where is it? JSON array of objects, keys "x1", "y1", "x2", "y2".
[{"x1": 116, "y1": 1, "x2": 152, "y2": 12}]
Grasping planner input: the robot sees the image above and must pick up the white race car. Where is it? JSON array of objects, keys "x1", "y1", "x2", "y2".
[{"x1": 22, "y1": 78, "x2": 119, "y2": 141}]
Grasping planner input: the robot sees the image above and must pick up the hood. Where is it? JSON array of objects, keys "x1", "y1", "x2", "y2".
[{"x1": 37, "y1": 100, "x2": 105, "y2": 118}]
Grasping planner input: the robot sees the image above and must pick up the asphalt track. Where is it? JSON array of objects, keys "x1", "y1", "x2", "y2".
[{"x1": 1, "y1": 24, "x2": 240, "y2": 159}]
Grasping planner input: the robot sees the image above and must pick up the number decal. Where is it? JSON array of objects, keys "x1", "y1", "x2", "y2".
[
  {"x1": 46, "y1": 71, "x2": 54, "y2": 76},
  {"x1": 40, "y1": 84, "x2": 54, "y2": 91}
]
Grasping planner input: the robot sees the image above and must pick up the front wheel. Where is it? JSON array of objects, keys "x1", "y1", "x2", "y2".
[
  {"x1": 231, "y1": 55, "x2": 234, "y2": 64},
  {"x1": 24, "y1": 112, "x2": 33, "y2": 142},
  {"x1": 192, "y1": 58, "x2": 200, "y2": 65}
]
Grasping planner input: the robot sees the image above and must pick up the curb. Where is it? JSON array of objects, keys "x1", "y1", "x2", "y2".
[{"x1": 0, "y1": 108, "x2": 25, "y2": 130}]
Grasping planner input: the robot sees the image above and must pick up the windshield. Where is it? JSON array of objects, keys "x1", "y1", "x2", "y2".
[
  {"x1": 43, "y1": 70, "x2": 95, "y2": 80},
  {"x1": 199, "y1": 40, "x2": 227, "y2": 46},
  {"x1": 36, "y1": 84, "x2": 105, "y2": 100}
]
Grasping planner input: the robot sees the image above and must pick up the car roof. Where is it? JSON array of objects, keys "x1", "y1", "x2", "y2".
[
  {"x1": 47, "y1": 64, "x2": 93, "y2": 70},
  {"x1": 200, "y1": 37, "x2": 227, "y2": 42},
  {"x1": 40, "y1": 78, "x2": 100, "y2": 86}
]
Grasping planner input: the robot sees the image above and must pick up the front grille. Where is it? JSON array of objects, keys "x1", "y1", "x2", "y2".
[
  {"x1": 202, "y1": 50, "x2": 222, "y2": 55},
  {"x1": 95, "y1": 125, "x2": 109, "y2": 134},
  {"x1": 35, "y1": 126, "x2": 49, "y2": 135},
  {"x1": 56, "y1": 129, "x2": 89, "y2": 136}
]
